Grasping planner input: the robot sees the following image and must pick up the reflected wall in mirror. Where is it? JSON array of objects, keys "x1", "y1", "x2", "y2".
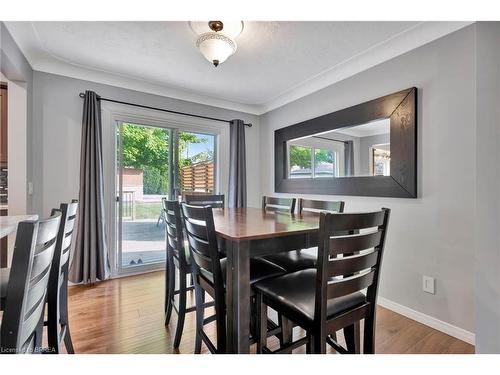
[
  {"x1": 275, "y1": 87, "x2": 417, "y2": 198},
  {"x1": 287, "y1": 118, "x2": 391, "y2": 179}
]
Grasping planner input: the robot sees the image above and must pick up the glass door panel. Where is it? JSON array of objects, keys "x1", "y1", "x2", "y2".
[
  {"x1": 116, "y1": 122, "x2": 172, "y2": 271},
  {"x1": 178, "y1": 131, "x2": 216, "y2": 198}
]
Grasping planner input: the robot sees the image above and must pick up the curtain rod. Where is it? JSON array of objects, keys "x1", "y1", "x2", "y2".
[
  {"x1": 312, "y1": 135, "x2": 348, "y2": 144},
  {"x1": 78, "y1": 92, "x2": 252, "y2": 127}
]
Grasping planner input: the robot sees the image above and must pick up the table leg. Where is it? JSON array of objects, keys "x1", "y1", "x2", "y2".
[{"x1": 225, "y1": 239, "x2": 250, "y2": 353}]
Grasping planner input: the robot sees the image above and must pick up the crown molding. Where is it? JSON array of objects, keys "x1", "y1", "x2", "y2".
[
  {"x1": 259, "y1": 21, "x2": 473, "y2": 113},
  {"x1": 5, "y1": 21, "x2": 473, "y2": 116},
  {"x1": 31, "y1": 58, "x2": 264, "y2": 115}
]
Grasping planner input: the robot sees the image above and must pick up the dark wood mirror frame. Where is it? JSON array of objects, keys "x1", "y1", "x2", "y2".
[{"x1": 274, "y1": 87, "x2": 417, "y2": 198}]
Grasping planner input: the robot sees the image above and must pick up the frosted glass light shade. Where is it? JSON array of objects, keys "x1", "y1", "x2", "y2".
[{"x1": 196, "y1": 32, "x2": 237, "y2": 66}]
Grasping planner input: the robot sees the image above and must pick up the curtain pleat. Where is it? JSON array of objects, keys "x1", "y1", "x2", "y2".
[
  {"x1": 69, "y1": 90, "x2": 110, "y2": 284},
  {"x1": 344, "y1": 140, "x2": 355, "y2": 176},
  {"x1": 228, "y1": 120, "x2": 247, "y2": 208}
]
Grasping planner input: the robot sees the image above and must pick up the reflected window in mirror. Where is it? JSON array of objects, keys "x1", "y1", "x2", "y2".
[
  {"x1": 286, "y1": 118, "x2": 390, "y2": 179},
  {"x1": 287, "y1": 143, "x2": 339, "y2": 179}
]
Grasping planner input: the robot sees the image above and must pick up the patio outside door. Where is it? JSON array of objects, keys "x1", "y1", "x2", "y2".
[
  {"x1": 115, "y1": 121, "x2": 218, "y2": 274},
  {"x1": 116, "y1": 122, "x2": 175, "y2": 273}
]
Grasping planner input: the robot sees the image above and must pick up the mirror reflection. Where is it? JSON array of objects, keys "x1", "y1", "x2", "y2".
[{"x1": 286, "y1": 118, "x2": 390, "y2": 179}]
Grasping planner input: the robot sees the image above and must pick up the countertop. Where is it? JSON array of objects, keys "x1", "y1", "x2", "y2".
[{"x1": 0, "y1": 214, "x2": 38, "y2": 238}]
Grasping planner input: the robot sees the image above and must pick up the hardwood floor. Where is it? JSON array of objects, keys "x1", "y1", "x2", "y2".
[{"x1": 66, "y1": 270, "x2": 474, "y2": 354}]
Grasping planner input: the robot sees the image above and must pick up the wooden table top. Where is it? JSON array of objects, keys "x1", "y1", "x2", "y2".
[
  {"x1": 0, "y1": 214, "x2": 38, "y2": 238},
  {"x1": 212, "y1": 207, "x2": 320, "y2": 241}
]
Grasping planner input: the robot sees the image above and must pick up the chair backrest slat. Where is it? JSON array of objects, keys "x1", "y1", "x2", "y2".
[
  {"x1": 328, "y1": 251, "x2": 379, "y2": 277},
  {"x1": 298, "y1": 198, "x2": 344, "y2": 214},
  {"x1": 185, "y1": 194, "x2": 225, "y2": 209},
  {"x1": 1, "y1": 212, "x2": 61, "y2": 353},
  {"x1": 262, "y1": 196, "x2": 296, "y2": 213},
  {"x1": 315, "y1": 208, "x2": 390, "y2": 324},
  {"x1": 184, "y1": 219, "x2": 209, "y2": 239},
  {"x1": 328, "y1": 230, "x2": 383, "y2": 255},
  {"x1": 35, "y1": 218, "x2": 61, "y2": 246},
  {"x1": 188, "y1": 243, "x2": 213, "y2": 271},
  {"x1": 30, "y1": 246, "x2": 55, "y2": 282},
  {"x1": 326, "y1": 270, "x2": 376, "y2": 299},
  {"x1": 163, "y1": 200, "x2": 188, "y2": 268},
  {"x1": 323, "y1": 211, "x2": 386, "y2": 232}
]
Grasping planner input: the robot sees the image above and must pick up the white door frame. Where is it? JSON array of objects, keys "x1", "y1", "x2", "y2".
[{"x1": 101, "y1": 102, "x2": 228, "y2": 278}]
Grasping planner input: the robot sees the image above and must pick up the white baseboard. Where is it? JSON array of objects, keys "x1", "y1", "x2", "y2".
[{"x1": 377, "y1": 297, "x2": 475, "y2": 345}]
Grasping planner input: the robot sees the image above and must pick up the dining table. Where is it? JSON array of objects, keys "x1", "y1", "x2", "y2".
[
  {"x1": 0, "y1": 214, "x2": 39, "y2": 239},
  {"x1": 0, "y1": 214, "x2": 38, "y2": 268},
  {"x1": 1, "y1": 214, "x2": 39, "y2": 309},
  {"x1": 211, "y1": 207, "x2": 321, "y2": 354}
]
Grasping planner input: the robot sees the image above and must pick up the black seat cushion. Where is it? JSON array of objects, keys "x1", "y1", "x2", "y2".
[
  {"x1": 200, "y1": 258, "x2": 286, "y2": 286},
  {"x1": 263, "y1": 249, "x2": 317, "y2": 273},
  {"x1": 254, "y1": 269, "x2": 366, "y2": 325}
]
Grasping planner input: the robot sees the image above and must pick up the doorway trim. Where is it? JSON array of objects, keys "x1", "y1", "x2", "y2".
[{"x1": 101, "y1": 101, "x2": 227, "y2": 278}]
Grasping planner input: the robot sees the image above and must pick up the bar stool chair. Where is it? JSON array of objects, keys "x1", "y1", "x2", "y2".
[
  {"x1": 263, "y1": 198, "x2": 346, "y2": 348},
  {"x1": 46, "y1": 200, "x2": 79, "y2": 354},
  {"x1": 255, "y1": 208, "x2": 391, "y2": 354},
  {"x1": 164, "y1": 199, "x2": 215, "y2": 349},
  {"x1": 0, "y1": 212, "x2": 62, "y2": 354},
  {"x1": 181, "y1": 203, "x2": 286, "y2": 353}
]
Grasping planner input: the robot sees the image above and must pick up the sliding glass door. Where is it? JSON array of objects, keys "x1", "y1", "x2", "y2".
[
  {"x1": 115, "y1": 121, "x2": 217, "y2": 274},
  {"x1": 116, "y1": 122, "x2": 173, "y2": 272}
]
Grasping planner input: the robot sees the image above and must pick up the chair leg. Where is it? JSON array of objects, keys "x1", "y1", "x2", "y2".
[
  {"x1": 256, "y1": 293, "x2": 267, "y2": 354},
  {"x1": 309, "y1": 333, "x2": 325, "y2": 354},
  {"x1": 363, "y1": 315, "x2": 376, "y2": 354},
  {"x1": 173, "y1": 271, "x2": 187, "y2": 348},
  {"x1": 63, "y1": 324, "x2": 75, "y2": 354},
  {"x1": 47, "y1": 290, "x2": 61, "y2": 353},
  {"x1": 35, "y1": 313, "x2": 45, "y2": 354},
  {"x1": 306, "y1": 333, "x2": 312, "y2": 354},
  {"x1": 165, "y1": 261, "x2": 175, "y2": 325},
  {"x1": 344, "y1": 322, "x2": 360, "y2": 354},
  {"x1": 308, "y1": 334, "x2": 316, "y2": 354},
  {"x1": 280, "y1": 316, "x2": 294, "y2": 352},
  {"x1": 194, "y1": 281, "x2": 205, "y2": 354},
  {"x1": 59, "y1": 271, "x2": 75, "y2": 354}
]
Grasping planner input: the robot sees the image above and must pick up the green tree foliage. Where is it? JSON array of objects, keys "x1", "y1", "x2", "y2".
[
  {"x1": 120, "y1": 124, "x2": 208, "y2": 194},
  {"x1": 289, "y1": 145, "x2": 312, "y2": 168},
  {"x1": 314, "y1": 148, "x2": 333, "y2": 164},
  {"x1": 289, "y1": 145, "x2": 333, "y2": 169}
]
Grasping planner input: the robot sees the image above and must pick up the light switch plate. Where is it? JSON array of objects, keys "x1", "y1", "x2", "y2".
[{"x1": 423, "y1": 276, "x2": 435, "y2": 294}]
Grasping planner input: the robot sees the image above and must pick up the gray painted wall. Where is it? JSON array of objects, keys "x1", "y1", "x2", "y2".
[
  {"x1": 0, "y1": 22, "x2": 33, "y2": 212},
  {"x1": 260, "y1": 26, "x2": 476, "y2": 333},
  {"x1": 31, "y1": 71, "x2": 261, "y2": 215},
  {"x1": 474, "y1": 22, "x2": 500, "y2": 354}
]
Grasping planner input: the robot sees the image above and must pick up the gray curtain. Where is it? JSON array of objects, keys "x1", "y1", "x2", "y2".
[
  {"x1": 69, "y1": 90, "x2": 110, "y2": 284},
  {"x1": 228, "y1": 119, "x2": 247, "y2": 208},
  {"x1": 344, "y1": 140, "x2": 355, "y2": 176}
]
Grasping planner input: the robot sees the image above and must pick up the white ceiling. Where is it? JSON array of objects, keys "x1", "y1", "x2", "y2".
[{"x1": 5, "y1": 21, "x2": 471, "y2": 114}]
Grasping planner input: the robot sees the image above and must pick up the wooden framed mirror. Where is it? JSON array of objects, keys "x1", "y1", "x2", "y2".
[{"x1": 274, "y1": 87, "x2": 417, "y2": 198}]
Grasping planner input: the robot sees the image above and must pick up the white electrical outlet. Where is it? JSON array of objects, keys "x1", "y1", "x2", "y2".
[
  {"x1": 28, "y1": 182, "x2": 33, "y2": 195},
  {"x1": 423, "y1": 276, "x2": 435, "y2": 294}
]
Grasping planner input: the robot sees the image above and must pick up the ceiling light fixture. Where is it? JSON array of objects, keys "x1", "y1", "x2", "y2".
[{"x1": 190, "y1": 21, "x2": 244, "y2": 67}]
